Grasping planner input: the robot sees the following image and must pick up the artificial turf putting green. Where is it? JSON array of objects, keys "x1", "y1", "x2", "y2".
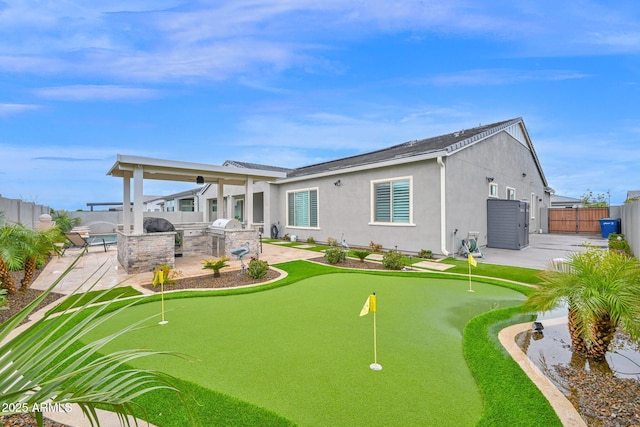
[{"x1": 84, "y1": 273, "x2": 525, "y2": 426}]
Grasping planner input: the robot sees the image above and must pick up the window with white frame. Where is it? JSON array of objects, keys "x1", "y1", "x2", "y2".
[
  {"x1": 489, "y1": 183, "x2": 498, "y2": 198},
  {"x1": 506, "y1": 187, "x2": 516, "y2": 200},
  {"x1": 371, "y1": 177, "x2": 412, "y2": 224},
  {"x1": 287, "y1": 188, "x2": 318, "y2": 228},
  {"x1": 530, "y1": 193, "x2": 536, "y2": 219}
]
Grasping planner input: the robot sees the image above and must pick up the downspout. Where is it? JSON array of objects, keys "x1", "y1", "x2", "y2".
[{"x1": 437, "y1": 156, "x2": 450, "y2": 256}]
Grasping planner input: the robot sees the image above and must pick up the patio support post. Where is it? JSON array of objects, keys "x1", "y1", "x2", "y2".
[
  {"x1": 246, "y1": 177, "x2": 254, "y2": 228},
  {"x1": 122, "y1": 173, "x2": 131, "y2": 234},
  {"x1": 133, "y1": 165, "x2": 144, "y2": 234},
  {"x1": 217, "y1": 181, "x2": 224, "y2": 220}
]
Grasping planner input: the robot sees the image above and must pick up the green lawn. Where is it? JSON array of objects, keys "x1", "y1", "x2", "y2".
[{"x1": 83, "y1": 272, "x2": 527, "y2": 426}]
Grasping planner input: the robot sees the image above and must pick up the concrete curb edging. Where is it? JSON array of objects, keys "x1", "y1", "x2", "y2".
[{"x1": 499, "y1": 318, "x2": 587, "y2": 427}]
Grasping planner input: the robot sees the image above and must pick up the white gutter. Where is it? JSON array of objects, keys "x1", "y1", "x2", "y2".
[
  {"x1": 437, "y1": 156, "x2": 450, "y2": 256},
  {"x1": 275, "y1": 150, "x2": 450, "y2": 184}
]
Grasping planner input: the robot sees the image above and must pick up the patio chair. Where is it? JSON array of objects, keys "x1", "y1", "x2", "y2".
[{"x1": 63, "y1": 232, "x2": 109, "y2": 253}]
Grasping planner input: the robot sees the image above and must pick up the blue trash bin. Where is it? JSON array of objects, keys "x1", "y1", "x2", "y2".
[{"x1": 599, "y1": 218, "x2": 621, "y2": 238}]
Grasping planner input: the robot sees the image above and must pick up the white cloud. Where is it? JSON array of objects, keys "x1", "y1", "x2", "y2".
[
  {"x1": 0, "y1": 1, "x2": 638, "y2": 84},
  {"x1": 425, "y1": 69, "x2": 589, "y2": 86},
  {"x1": 0, "y1": 103, "x2": 40, "y2": 116},
  {"x1": 34, "y1": 85, "x2": 162, "y2": 101}
]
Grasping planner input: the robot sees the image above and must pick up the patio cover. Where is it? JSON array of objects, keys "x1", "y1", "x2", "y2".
[{"x1": 107, "y1": 154, "x2": 287, "y2": 234}]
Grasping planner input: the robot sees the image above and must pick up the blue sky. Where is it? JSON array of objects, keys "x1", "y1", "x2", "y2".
[{"x1": 1, "y1": 1, "x2": 639, "y2": 210}]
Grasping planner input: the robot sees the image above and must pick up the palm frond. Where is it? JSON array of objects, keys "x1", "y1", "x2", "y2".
[{"x1": 0, "y1": 252, "x2": 195, "y2": 426}]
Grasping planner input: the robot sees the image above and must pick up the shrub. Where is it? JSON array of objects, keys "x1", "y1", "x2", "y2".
[
  {"x1": 417, "y1": 249, "x2": 433, "y2": 259},
  {"x1": 382, "y1": 249, "x2": 404, "y2": 270},
  {"x1": 202, "y1": 256, "x2": 230, "y2": 277},
  {"x1": 352, "y1": 250, "x2": 371, "y2": 262},
  {"x1": 152, "y1": 263, "x2": 181, "y2": 285},
  {"x1": 608, "y1": 234, "x2": 633, "y2": 256},
  {"x1": 327, "y1": 237, "x2": 338, "y2": 246},
  {"x1": 369, "y1": 241, "x2": 383, "y2": 253},
  {"x1": 324, "y1": 246, "x2": 345, "y2": 264},
  {"x1": 283, "y1": 233, "x2": 291, "y2": 241},
  {"x1": 306, "y1": 236, "x2": 316, "y2": 244},
  {"x1": 247, "y1": 258, "x2": 269, "y2": 279}
]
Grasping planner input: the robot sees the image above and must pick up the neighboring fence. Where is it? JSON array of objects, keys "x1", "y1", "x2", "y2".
[
  {"x1": 548, "y1": 207, "x2": 610, "y2": 234},
  {"x1": 0, "y1": 195, "x2": 51, "y2": 229}
]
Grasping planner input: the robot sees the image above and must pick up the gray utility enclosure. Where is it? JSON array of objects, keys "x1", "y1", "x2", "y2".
[{"x1": 487, "y1": 199, "x2": 530, "y2": 250}]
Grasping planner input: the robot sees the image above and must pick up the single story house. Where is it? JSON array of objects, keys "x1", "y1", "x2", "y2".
[
  {"x1": 267, "y1": 117, "x2": 550, "y2": 255},
  {"x1": 109, "y1": 117, "x2": 551, "y2": 269},
  {"x1": 550, "y1": 194, "x2": 584, "y2": 208}
]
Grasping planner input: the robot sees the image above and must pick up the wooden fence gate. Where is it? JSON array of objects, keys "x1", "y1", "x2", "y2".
[{"x1": 548, "y1": 207, "x2": 610, "y2": 234}]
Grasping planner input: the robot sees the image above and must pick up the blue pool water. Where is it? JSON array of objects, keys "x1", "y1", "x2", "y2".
[{"x1": 87, "y1": 234, "x2": 117, "y2": 244}]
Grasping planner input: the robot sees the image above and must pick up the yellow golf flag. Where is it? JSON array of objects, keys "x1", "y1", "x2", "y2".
[
  {"x1": 359, "y1": 294, "x2": 377, "y2": 316},
  {"x1": 359, "y1": 296, "x2": 370, "y2": 316},
  {"x1": 468, "y1": 254, "x2": 477, "y2": 267},
  {"x1": 153, "y1": 270, "x2": 164, "y2": 286}
]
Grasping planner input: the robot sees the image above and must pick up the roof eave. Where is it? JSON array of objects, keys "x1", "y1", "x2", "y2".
[{"x1": 276, "y1": 150, "x2": 449, "y2": 184}]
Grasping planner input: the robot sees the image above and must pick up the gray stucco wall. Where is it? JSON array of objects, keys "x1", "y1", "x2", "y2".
[
  {"x1": 0, "y1": 196, "x2": 51, "y2": 228},
  {"x1": 274, "y1": 161, "x2": 442, "y2": 254},
  {"x1": 445, "y1": 131, "x2": 550, "y2": 252},
  {"x1": 272, "y1": 129, "x2": 550, "y2": 256}
]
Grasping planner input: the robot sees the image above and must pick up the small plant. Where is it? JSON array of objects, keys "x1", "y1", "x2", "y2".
[
  {"x1": 324, "y1": 246, "x2": 345, "y2": 264},
  {"x1": 247, "y1": 258, "x2": 269, "y2": 279},
  {"x1": 369, "y1": 241, "x2": 383, "y2": 253},
  {"x1": 417, "y1": 249, "x2": 433, "y2": 259},
  {"x1": 306, "y1": 236, "x2": 316, "y2": 244},
  {"x1": 152, "y1": 263, "x2": 181, "y2": 285},
  {"x1": 202, "y1": 256, "x2": 230, "y2": 277},
  {"x1": 283, "y1": 233, "x2": 291, "y2": 241},
  {"x1": 608, "y1": 234, "x2": 633, "y2": 256},
  {"x1": 352, "y1": 250, "x2": 371, "y2": 262},
  {"x1": 327, "y1": 237, "x2": 338, "y2": 246},
  {"x1": 382, "y1": 249, "x2": 404, "y2": 270},
  {"x1": 0, "y1": 289, "x2": 7, "y2": 311}
]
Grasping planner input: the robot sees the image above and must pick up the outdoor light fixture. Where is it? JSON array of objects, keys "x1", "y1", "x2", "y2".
[
  {"x1": 334, "y1": 179, "x2": 342, "y2": 186},
  {"x1": 522, "y1": 173, "x2": 527, "y2": 178},
  {"x1": 196, "y1": 176, "x2": 204, "y2": 184},
  {"x1": 486, "y1": 177, "x2": 494, "y2": 182}
]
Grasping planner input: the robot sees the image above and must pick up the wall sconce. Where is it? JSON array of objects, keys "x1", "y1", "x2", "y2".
[
  {"x1": 334, "y1": 179, "x2": 342, "y2": 187},
  {"x1": 522, "y1": 173, "x2": 527, "y2": 178},
  {"x1": 196, "y1": 176, "x2": 204, "y2": 184},
  {"x1": 486, "y1": 177, "x2": 494, "y2": 183}
]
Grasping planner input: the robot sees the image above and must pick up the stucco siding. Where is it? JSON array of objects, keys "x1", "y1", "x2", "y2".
[
  {"x1": 446, "y1": 130, "x2": 549, "y2": 249},
  {"x1": 274, "y1": 161, "x2": 442, "y2": 254}
]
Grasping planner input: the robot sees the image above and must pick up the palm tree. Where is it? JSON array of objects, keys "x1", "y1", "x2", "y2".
[
  {"x1": 0, "y1": 224, "x2": 23, "y2": 294},
  {"x1": 0, "y1": 255, "x2": 195, "y2": 426},
  {"x1": 524, "y1": 249, "x2": 640, "y2": 360},
  {"x1": 16, "y1": 225, "x2": 64, "y2": 290},
  {"x1": 51, "y1": 210, "x2": 81, "y2": 233}
]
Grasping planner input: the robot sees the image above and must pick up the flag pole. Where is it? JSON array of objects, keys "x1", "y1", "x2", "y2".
[
  {"x1": 369, "y1": 293, "x2": 382, "y2": 371},
  {"x1": 156, "y1": 270, "x2": 168, "y2": 325},
  {"x1": 467, "y1": 254, "x2": 475, "y2": 293}
]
